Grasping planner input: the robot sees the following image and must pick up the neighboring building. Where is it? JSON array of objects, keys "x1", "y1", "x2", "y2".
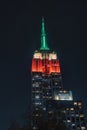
[
  {"x1": 31, "y1": 18, "x2": 86, "y2": 130},
  {"x1": 46, "y1": 100, "x2": 86, "y2": 130}
]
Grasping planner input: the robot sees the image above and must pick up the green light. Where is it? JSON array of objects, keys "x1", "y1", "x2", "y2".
[{"x1": 40, "y1": 17, "x2": 50, "y2": 51}]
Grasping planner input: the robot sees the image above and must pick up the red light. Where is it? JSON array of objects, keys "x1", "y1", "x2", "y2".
[{"x1": 32, "y1": 58, "x2": 60, "y2": 74}]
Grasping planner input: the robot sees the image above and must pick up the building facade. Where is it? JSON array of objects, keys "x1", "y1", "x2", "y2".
[{"x1": 31, "y1": 18, "x2": 86, "y2": 130}]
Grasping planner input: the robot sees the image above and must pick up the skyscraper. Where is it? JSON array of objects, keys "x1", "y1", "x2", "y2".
[{"x1": 31, "y1": 18, "x2": 86, "y2": 130}]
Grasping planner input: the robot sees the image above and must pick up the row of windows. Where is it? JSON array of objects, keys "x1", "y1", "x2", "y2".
[
  {"x1": 32, "y1": 96, "x2": 52, "y2": 100},
  {"x1": 68, "y1": 125, "x2": 86, "y2": 130},
  {"x1": 33, "y1": 102, "x2": 42, "y2": 105}
]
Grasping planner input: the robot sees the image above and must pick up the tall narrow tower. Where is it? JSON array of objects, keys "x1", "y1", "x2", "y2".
[
  {"x1": 31, "y1": 18, "x2": 63, "y2": 129},
  {"x1": 31, "y1": 18, "x2": 86, "y2": 130}
]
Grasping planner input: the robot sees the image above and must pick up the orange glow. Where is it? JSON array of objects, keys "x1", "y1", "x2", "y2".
[
  {"x1": 32, "y1": 58, "x2": 60, "y2": 74},
  {"x1": 32, "y1": 59, "x2": 42, "y2": 72}
]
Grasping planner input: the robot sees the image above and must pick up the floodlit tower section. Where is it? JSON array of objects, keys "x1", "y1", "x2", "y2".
[
  {"x1": 32, "y1": 18, "x2": 61, "y2": 74},
  {"x1": 32, "y1": 51, "x2": 61, "y2": 74},
  {"x1": 40, "y1": 17, "x2": 49, "y2": 51},
  {"x1": 31, "y1": 18, "x2": 63, "y2": 129}
]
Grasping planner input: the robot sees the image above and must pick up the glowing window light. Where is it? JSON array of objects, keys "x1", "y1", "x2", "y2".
[
  {"x1": 78, "y1": 102, "x2": 82, "y2": 106},
  {"x1": 35, "y1": 102, "x2": 41, "y2": 105},
  {"x1": 54, "y1": 91, "x2": 73, "y2": 101},
  {"x1": 43, "y1": 107, "x2": 46, "y2": 110},
  {"x1": 32, "y1": 83, "x2": 35, "y2": 87},
  {"x1": 54, "y1": 96, "x2": 59, "y2": 100},
  {"x1": 80, "y1": 114, "x2": 84, "y2": 117},
  {"x1": 33, "y1": 126, "x2": 37, "y2": 130},
  {"x1": 36, "y1": 82, "x2": 39, "y2": 87},
  {"x1": 70, "y1": 108, "x2": 74, "y2": 111},
  {"x1": 49, "y1": 53, "x2": 57, "y2": 60},
  {"x1": 32, "y1": 57, "x2": 61, "y2": 74},
  {"x1": 76, "y1": 114, "x2": 79, "y2": 117},
  {"x1": 72, "y1": 124, "x2": 75, "y2": 126},
  {"x1": 35, "y1": 114, "x2": 39, "y2": 116},
  {"x1": 81, "y1": 126, "x2": 86, "y2": 130},
  {"x1": 67, "y1": 120, "x2": 71, "y2": 123},
  {"x1": 34, "y1": 52, "x2": 42, "y2": 59},
  {"x1": 74, "y1": 102, "x2": 77, "y2": 105},
  {"x1": 35, "y1": 95, "x2": 40, "y2": 99},
  {"x1": 66, "y1": 108, "x2": 69, "y2": 110}
]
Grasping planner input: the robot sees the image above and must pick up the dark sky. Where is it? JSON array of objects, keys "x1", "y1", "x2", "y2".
[{"x1": 0, "y1": 0, "x2": 87, "y2": 129}]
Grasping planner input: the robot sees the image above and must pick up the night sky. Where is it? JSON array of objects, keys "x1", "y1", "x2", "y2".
[{"x1": 0, "y1": 0, "x2": 87, "y2": 129}]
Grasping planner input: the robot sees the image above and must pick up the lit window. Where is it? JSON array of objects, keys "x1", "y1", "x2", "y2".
[
  {"x1": 81, "y1": 126, "x2": 86, "y2": 130},
  {"x1": 35, "y1": 102, "x2": 41, "y2": 105},
  {"x1": 79, "y1": 106, "x2": 82, "y2": 109},
  {"x1": 36, "y1": 82, "x2": 39, "y2": 87},
  {"x1": 80, "y1": 114, "x2": 84, "y2": 117},
  {"x1": 49, "y1": 53, "x2": 57, "y2": 60},
  {"x1": 70, "y1": 108, "x2": 74, "y2": 111},
  {"x1": 54, "y1": 96, "x2": 59, "y2": 100},
  {"x1": 72, "y1": 124, "x2": 75, "y2": 126},
  {"x1": 43, "y1": 107, "x2": 46, "y2": 110},
  {"x1": 78, "y1": 102, "x2": 82, "y2": 106},
  {"x1": 36, "y1": 91, "x2": 39, "y2": 93},
  {"x1": 35, "y1": 114, "x2": 39, "y2": 116},
  {"x1": 64, "y1": 90, "x2": 67, "y2": 93},
  {"x1": 32, "y1": 78, "x2": 35, "y2": 81},
  {"x1": 35, "y1": 75, "x2": 39, "y2": 78},
  {"x1": 34, "y1": 52, "x2": 42, "y2": 59},
  {"x1": 33, "y1": 126, "x2": 37, "y2": 130},
  {"x1": 32, "y1": 83, "x2": 35, "y2": 87},
  {"x1": 35, "y1": 95, "x2": 40, "y2": 99},
  {"x1": 71, "y1": 114, "x2": 74, "y2": 116},
  {"x1": 76, "y1": 114, "x2": 79, "y2": 117},
  {"x1": 74, "y1": 102, "x2": 77, "y2": 105},
  {"x1": 55, "y1": 82, "x2": 58, "y2": 85},
  {"x1": 67, "y1": 120, "x2": 71, "y2": 123}
]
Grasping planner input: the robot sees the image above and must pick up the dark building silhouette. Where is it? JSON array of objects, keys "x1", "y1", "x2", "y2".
[{"x1": 31, "y1": 18, "x2": 86, "y2": 130}]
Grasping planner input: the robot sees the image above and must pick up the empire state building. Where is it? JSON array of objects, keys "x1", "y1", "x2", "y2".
[{"x1": 31, "y1": 18, "x2": 86, "y2": 130}]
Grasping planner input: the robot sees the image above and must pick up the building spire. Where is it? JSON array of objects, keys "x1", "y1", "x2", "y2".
[{"x1": 40, "y1": 17, "x2": 50, "y2": 50}]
